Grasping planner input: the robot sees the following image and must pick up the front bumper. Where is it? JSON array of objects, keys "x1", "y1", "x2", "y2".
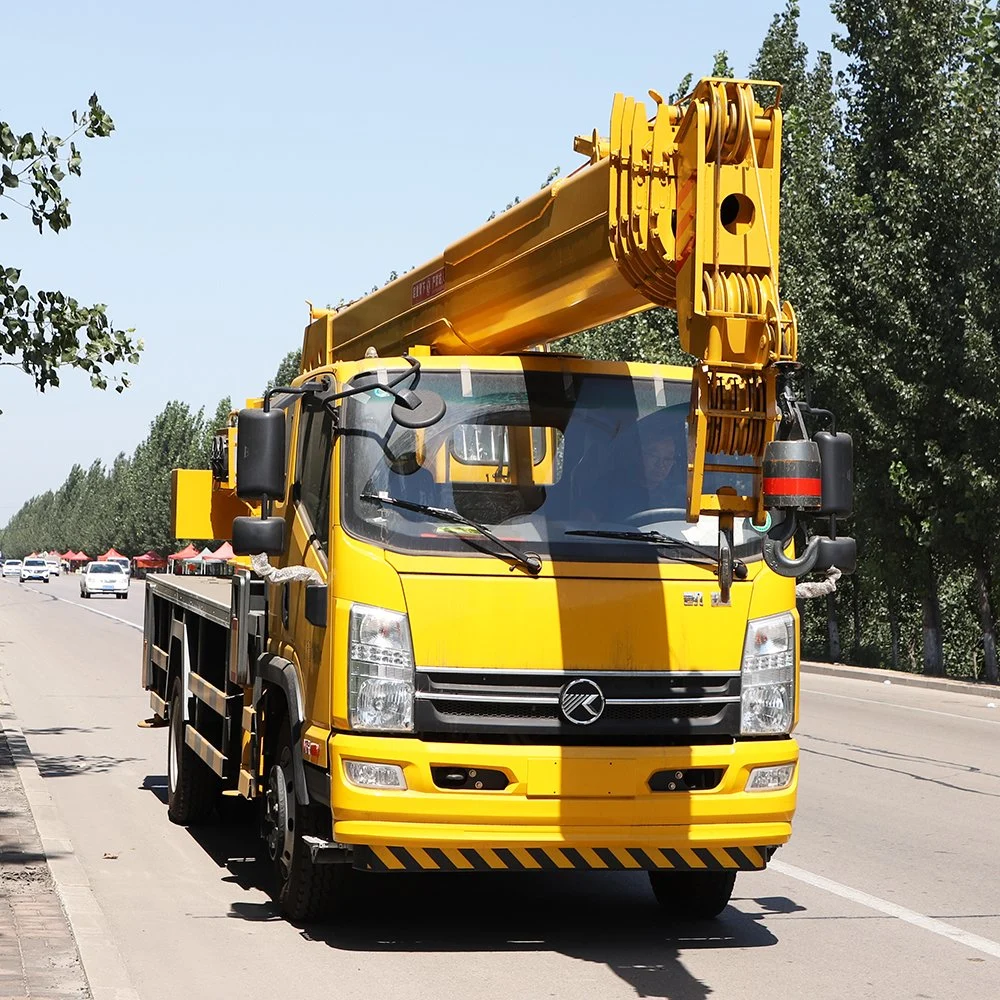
[{"x1": 328, "y1": 735, "x2": 797, "y2": 871}]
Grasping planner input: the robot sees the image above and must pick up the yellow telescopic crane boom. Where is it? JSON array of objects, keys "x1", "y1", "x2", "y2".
[{"x1": 302, "y1": 79, "x2": 794, "y2": 526}]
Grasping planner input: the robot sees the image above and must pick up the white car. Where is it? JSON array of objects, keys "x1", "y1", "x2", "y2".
[
  {"x1": 20, "y1": 558, "x2": 50, "y2": 583},
  {"x1": 80, "y1": 561, "x2": 129, "y2": 599},
  {"x1": 2, "y1": 559, "x2": 22, "y2": 578},
  {"x1": 45, "y1": 558, "x2": 61, "y2": 577},
  {"x1": 106, "y1": 556, "x2": 131, "y2": 578}
]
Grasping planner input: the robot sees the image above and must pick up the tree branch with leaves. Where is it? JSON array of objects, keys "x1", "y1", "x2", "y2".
[{"x1": 0, "y1": 94, "x2": 142, "y2": 400}]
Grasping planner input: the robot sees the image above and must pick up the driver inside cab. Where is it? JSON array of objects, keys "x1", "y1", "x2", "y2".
[{"x1": 580, "y1": 409, "x2": 687, "y2": 523}]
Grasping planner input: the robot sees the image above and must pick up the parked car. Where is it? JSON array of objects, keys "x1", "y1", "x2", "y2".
[
  {"x1": 45, "y1": 558, "x2": 61, "y2": 577},
  {"x1": 80, "y1": 561, "x2": 129, "y2": 599},
  {"x1": 20, "y1": 558, "x2": 51, "y2": 583},
  {"x1": 106, "y1": 556, "x2": 132, "y2": 578},
  {"x1": 2, "y1": 559, "x2": 22, "y2": 578}
]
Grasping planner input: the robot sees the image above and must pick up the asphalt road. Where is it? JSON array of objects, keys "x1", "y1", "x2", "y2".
[{"x1": 1, "y1": 571, "x2": 998, "y2": 999}]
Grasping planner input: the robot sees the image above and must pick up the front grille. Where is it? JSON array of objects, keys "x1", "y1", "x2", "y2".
[{"x1": 414, "y1": 668, "x2": 741, "y2": 741}]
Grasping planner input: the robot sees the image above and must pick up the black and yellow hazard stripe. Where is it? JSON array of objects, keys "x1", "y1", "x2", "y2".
[{"x1": 353, "y1": 844, "x2": 775, "y2": 873}]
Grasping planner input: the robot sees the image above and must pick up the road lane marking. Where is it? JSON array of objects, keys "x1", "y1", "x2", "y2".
[
  {"x1": 771, "y1": 859, "x2": 1000, "y2": 959},
  {"x1": 803, "y1": 689, "x2": 999, "y2": 725},
  {"x1": 23, "y1": 585, "x2": 142, "y2": 632}
]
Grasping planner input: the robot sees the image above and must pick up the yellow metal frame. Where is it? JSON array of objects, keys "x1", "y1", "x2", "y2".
[{"x1": 328, "y1": 734, "x2": 797, "y2": 866}]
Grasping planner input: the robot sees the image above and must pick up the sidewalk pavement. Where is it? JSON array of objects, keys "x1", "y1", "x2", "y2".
[
  {"x1": 801, "y1": 658, "x2": 1000, "y2": 697},
  {"x1": 0, "y1": 717, "x2": 90, "y2": 999}
]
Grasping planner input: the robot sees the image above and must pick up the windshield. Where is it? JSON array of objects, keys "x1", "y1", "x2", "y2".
[
  {"x1": 341, "y1": 369, "x2": 761, "y2": 565},
  {"x1": 89, "y1": 563, "x2": 123, "y2": 574},
  {"x1": 25, "y1": 559, "x2": 46, "y2": 567}
]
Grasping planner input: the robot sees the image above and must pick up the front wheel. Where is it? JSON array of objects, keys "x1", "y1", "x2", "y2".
[
  {"x1": 264, "y1": 719, "x2": 347, "y2": 921},
  {"x1": 166, "y1": 680, "x2": 219, "y2": 825},
  {"x1": 648, "y1": 870, "x2": 737, "y2": 920}
]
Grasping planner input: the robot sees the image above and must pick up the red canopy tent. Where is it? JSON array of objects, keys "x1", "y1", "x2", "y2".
[
  {"x1": 98, "y1": 547, "x2": 128, "y2": 561},
  {"x1": 61, "y1": 550, "x2": 76, "y2": 560},
  {"x1": 205, "y1": 541, "x2": 235, "y2": 561},
  {"x1": 134, "y1": 550, "x2": 167, "y2": 569},
  {"x1": 168, "y1": 543, "x2": 200, "y2": 561},
  {"x1": 69, "y1": 551, "x2": 90, "y2": 563}
]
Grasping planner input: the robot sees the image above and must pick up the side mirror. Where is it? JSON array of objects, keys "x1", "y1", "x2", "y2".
[
  {"x1": 391, "y1": 389, "x2": 446, "y2": 429},
  {"x1": 232, "y1": 516, "x2": 285, "y2": 556},
  {"x1": 815, "y1": 431, "x2": 853, "y2": 517},
  {"x1": 814, "y1": 536, "x2": 856, "y2": 574},
  {"x1": 236, "y1": 409, "x2": 286, "y2": 501}
]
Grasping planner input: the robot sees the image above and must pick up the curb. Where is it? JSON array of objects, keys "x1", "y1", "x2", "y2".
[
  {"x1": 801, "y1": 659, "x2": 1000, "y2": 698},
  {"x1": 0, "y1": 674, "x2": 139, "y2": 1000}
]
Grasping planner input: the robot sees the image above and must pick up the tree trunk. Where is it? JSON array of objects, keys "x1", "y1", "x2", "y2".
[
  {"x1": 921, "y1": 557, "x2": 944, "y2": 677},
  {"x1": 888, "y1": 586, "x2": 900, "y2": 671},
  {"x1": 826, "y1": 592, "x2": 841, "y2": 662},
  {"x1": 975, "y1": 558, "x2": 999, "y2": 684}
]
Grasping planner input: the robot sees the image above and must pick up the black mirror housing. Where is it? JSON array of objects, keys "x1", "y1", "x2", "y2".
[
  {"x1": 236, "y1": 409, "x2": 286, "y2": 501},
  {"x1": 814, "y1": 431, "x2": 853, "y2": 518},
  {"x1": 232, "y1": 516, "x2": 285, "y2": 556},
  {"x1": 813, "y1": 535, "x2": 856, "y2": 574}
]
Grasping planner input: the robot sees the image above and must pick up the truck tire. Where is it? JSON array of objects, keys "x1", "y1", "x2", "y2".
[
  {"x1": 648, "y1": 870, "x2": 737, "y2": 920},
  {"x1": 166, "y1": 680, "x2": 219, "y2": 825},
  {"x1": 264, "y1": 718, "x2": 345, "y2": 922}
]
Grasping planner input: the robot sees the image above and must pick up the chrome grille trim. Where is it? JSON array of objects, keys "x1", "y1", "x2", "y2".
[
  {"x1": 606, "y1": 696, "x2": 741, "y2": 706},
  {"x1": 416, "y1": 667, "x2": 740, "y2": 678},
  {"x1": 415, "y1": 692, "x2": 560, "y2": 705},
  {"x1": 414, "y1": 665, "x2": 742, "y2": 738}
]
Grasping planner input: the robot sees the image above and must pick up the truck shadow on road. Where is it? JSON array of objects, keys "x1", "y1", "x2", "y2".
[{"x1": 170, "y1": 794, "x2": 783, "y2": 1000}]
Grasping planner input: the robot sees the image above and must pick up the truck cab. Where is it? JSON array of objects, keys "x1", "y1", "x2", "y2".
[{"x1": 249, "y1": 352, "x2": 798, "y2": 911}]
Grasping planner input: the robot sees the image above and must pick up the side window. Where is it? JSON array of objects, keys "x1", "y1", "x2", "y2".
[{"x1": 297, "y1": 398, "x2": 334, "y2": 550}]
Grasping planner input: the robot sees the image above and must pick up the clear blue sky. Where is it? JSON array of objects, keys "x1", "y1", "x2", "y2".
[{"x1": 0, "y1": 0, "x2": 841, "y2": 528}]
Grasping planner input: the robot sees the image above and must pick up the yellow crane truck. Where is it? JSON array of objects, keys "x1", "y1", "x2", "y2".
[{"x1": 141, "y1": 79, "x2": 855, "y2": 921}]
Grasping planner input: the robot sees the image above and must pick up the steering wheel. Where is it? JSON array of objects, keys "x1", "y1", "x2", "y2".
[{"x1": 625, "y1": 507, "x2": 687, "y2": 525}]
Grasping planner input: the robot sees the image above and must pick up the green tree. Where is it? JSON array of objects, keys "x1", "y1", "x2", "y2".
[
  {"x1": 828, "y1": 0, "x2": 1000, "y2": 676},
  {"x1": 270, "y1": 349, "x2": 302, "y2": 389},
  {"x1": 201, "y1": 396, "x2": 233, "y2": 467},
  {"x1": 1, "y1": 95, "x2": 142, "y2": 398},
  {"x1": 122, "y1": 402, "x2": 206, "y2": 553}
]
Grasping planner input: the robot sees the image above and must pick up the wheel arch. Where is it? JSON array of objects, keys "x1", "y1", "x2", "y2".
[{"x1": 256, "y1": 653, "x2": 309, "y2": 807}]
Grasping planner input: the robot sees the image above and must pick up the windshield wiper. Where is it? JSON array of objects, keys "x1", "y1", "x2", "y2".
[
  {"x1": 565, "y1": 529, "x2": 747, "y2": 579},
  {"x1": 361, "y1": 493, "x2": 542, "y2": 575}
]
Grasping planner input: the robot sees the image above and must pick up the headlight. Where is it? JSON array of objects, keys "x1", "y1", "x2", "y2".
[
  {"x1": 348, "y1": 604, "x2": 415, "y2": 732},
  {"x1": 740, "y1": 612, "x2": 795, "y2": 735}
]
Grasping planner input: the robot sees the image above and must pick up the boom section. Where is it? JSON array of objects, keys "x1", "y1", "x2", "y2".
[{"x1": 303, "y1": 79, "x2": 792, "y2": 524}]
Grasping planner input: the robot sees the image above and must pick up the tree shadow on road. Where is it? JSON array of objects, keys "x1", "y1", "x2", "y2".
[{"x1": 2, "y1": 724, "x2": 139, "y2": 777}]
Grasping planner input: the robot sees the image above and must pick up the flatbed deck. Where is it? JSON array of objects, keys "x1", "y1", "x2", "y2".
[{"x1": 145, "y1": 573, "x2": 233, "y2": 629}]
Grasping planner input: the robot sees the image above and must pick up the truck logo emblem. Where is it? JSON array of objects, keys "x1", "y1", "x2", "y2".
[
  {"x1": 559, "y1": 678, "x2": 605, "y2": 725},
  {"x1": 683, "y1": 592, "x2": 704, "y2": 606}
]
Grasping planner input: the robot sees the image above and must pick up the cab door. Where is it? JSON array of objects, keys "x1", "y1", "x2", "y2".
[{"x1": 274, "y1": 395, "x2": 335, "y2": 740}]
